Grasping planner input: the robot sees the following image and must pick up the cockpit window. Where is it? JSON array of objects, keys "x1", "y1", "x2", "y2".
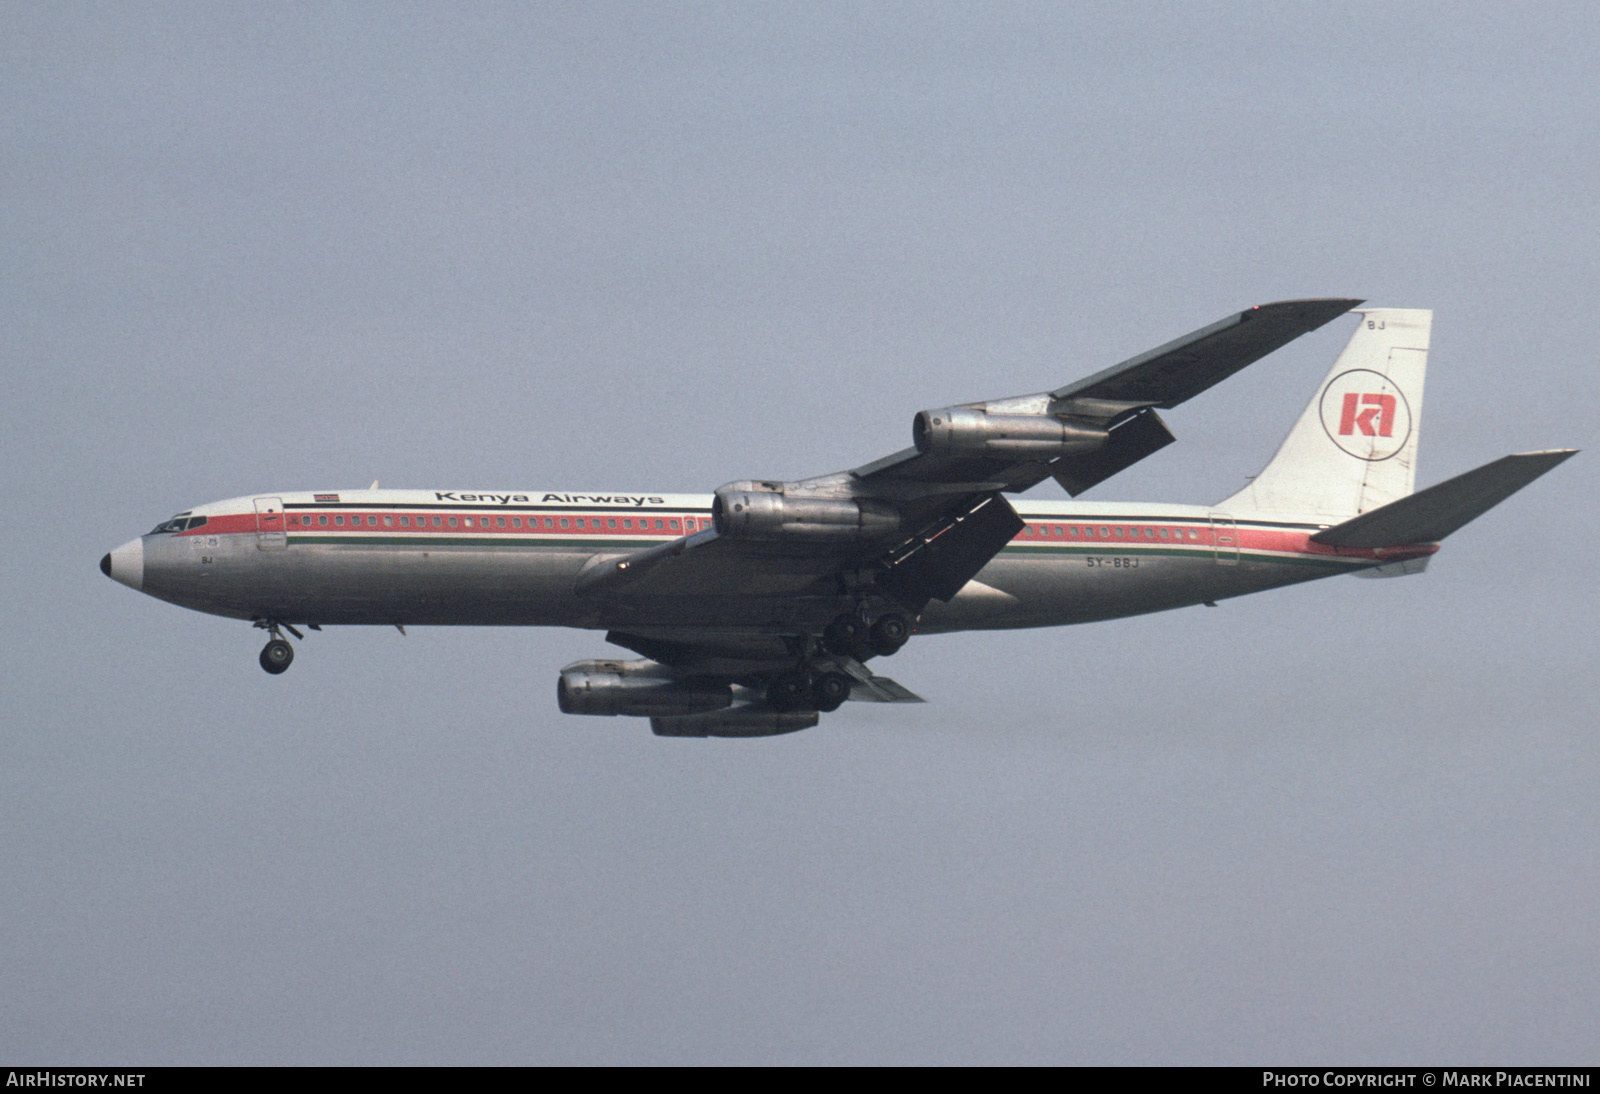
[
  {"x1": 150, "y1": 513, "x2": 191, "y2": 534},
  {"x1": 148, "y1": 513, "x2": 208, "y2": 534}
]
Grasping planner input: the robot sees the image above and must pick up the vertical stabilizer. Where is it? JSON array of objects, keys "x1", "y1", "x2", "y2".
[{"x1": 1221, "y1": 308, "x2": 1431, "y2": 520}]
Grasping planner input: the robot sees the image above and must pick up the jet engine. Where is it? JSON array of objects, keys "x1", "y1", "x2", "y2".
[
  {"x1": 912, "y1": 407, "x2": 1108, "y2": 459},
  {"x1": 713, "y1": 482, "x2": 899, "y2": 541},
  {"x1": 557, "y1": 659, "x2": 732, "y2": 717},
  {"x1": 650, "y1": 706, "x2": 820, "y2": 738}
]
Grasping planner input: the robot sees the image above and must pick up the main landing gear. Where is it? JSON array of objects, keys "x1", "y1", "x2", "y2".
[
  {"x1": 254, "y1": 619, "x2": 305, "y2": 675},
  {"x1": 765, "y1": 606, "x2": 914, "y2": 713},
  {"x1": 821, "y1": 608, "x2": 911, "y2": 660},
  {"x1": 767, "y1": 667, "x2": 855, "y2": 713}
]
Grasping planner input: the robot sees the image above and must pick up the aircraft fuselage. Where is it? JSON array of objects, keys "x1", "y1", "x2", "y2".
[{"x1": 106, "y1": 489, "x2": 1421, "y2": 636}]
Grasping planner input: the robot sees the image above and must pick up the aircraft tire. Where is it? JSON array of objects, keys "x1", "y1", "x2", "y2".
[
  {"x1": 767, "y1": 671, "x2": 812, "y2": 712},
  {"x1": 868, "y1": 613, "x2": 911, "y2": 656},
  {"x1": 259, "y1": 638, "x2": 294, "y2": 675},
  {"x1": 822, "y1": 615, "x2": 863, "y2": 656},
  {"x1": 811, "y1": 671, "x2": 852, "y2": 713}
]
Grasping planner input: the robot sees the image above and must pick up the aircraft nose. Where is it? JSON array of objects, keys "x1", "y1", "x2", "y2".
[{"x1": 103, "y1": 537, "x2": 144, "y2": 590}]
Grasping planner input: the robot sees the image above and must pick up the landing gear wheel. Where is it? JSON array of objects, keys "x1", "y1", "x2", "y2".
[
  {"x1": 823, "y1": 614, "x2": 864, "y2": 656},
  {"x1": 767, "y1": 670, "x2": 812, "y2": 712},
  {"x1": 260, "y1": 638, "x2": 294, "y2": 675},
  {"x1": 868, "y1": 612, "x2": 911, "y2": 657},
  {"x1": 811, "y1": 671, "x2": 852, "y2": 713}
]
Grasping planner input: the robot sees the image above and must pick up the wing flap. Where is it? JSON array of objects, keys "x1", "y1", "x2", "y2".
[
  {"x1": 1050, "y1": 406, "x2": 1176, "y2": 496},
  {"x1": 876, "y1": 493, "x2": 1025, "y2": 613},
  {"x1": 848, "y1": 675, "x2": 925, "y2": 703},
  {"x1": 831, "y1": 654, "x2": 926, "y2": 702},
  {"x1": 1310, "y1": 450, "x2": 1577, "y2": 548}
]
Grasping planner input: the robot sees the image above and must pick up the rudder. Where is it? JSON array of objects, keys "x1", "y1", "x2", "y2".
[{"x1": 1221, "y1": 308, "x2": 1431, "y2": 520}]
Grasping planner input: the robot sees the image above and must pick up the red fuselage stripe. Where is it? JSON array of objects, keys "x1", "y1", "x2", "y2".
[{"x1": 182, "y1": 509, "x2": 1430, "y2": 562}]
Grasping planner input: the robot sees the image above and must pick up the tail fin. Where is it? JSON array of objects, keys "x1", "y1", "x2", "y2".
[{"x1": 1221, "y1": 308, "x2": 1431, "y2": 520}]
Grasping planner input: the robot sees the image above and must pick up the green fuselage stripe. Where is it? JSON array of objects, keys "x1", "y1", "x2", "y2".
[{"x1": 1001, "y1": 542, "x2": 1364, "y2": 569}]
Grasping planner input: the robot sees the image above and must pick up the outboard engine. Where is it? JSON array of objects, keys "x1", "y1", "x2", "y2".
[
  {"x1": 557, "y1": 659, "x2": 732, "y2": 717},
  {"x1": 912, "y1": 406, "x2": 1108, "y2": 459}
]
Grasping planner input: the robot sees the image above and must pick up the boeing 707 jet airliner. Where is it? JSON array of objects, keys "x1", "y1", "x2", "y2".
[{"x1": 102, "y1": 301, "x2": 1574, "y2": 736}]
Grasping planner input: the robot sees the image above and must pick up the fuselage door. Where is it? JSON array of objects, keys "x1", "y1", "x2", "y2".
[
  {"x1": 1208, "y1": 512, "x2": 1239, "y2": 566},
  {"x1": 254, "y1": 497, "x2": 287, "y2": 551}
]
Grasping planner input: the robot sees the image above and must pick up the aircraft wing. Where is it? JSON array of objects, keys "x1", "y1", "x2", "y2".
[
  {"x1": 1049, "y1": 298, "x2": 1364, "y2": 408},
  {"x1": 577, "y1": 491, "x2": 1024, "y2": 617},
  {"x1": 854, "y1": 298, "x2": 1363, "y2": 501},
  {"x1": 579, "y1": 299, "x2": 1362, "y2": 626}
]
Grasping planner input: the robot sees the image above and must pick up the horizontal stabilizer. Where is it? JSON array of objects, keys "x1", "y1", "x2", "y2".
[{"x1": 1311, "y1": 450, "x2": 1577, "y2": 548}]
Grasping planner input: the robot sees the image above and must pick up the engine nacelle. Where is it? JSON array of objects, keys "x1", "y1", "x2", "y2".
[
  {"x1": 912, "y1": 407, "x2": 1108, "y2": 459},
  {"x1": 557, "y1": 660, "x2": 732, "y2": 717},
  {"x1": 651, "y1": 706, "x2": 820, "y2": 738},
  {"x1": 713, "y1": 483, "x2": 899, "y2": 542}
]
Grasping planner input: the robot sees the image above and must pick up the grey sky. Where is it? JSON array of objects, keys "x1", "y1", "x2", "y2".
[{"x1": 3, "y1": 2, "x2": 1596, "y2": 1064}]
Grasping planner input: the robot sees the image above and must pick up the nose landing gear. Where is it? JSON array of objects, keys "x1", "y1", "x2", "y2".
[
  {"x1": 253, "y1": 619, "x2": 304, "y2": 675},
  {"x1": 260, "y1": 638, "x2": 294, "y2": 674}
]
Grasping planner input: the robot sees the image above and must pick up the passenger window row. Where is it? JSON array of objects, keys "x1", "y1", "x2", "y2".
[
  {"x1": 289, "y1": 512, "x2": 711, "y2": 533},
  {"x1": 282, "y1": 512, "x2": 1204, "y2": 542},
  {"x1": 1019, "y1": 523, "x2": 1202, "y2": 541}
]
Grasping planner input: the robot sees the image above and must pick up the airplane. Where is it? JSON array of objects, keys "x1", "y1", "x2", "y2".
[{"x1": 101, "y1": 300, "x2": 1574, "y2": 737}]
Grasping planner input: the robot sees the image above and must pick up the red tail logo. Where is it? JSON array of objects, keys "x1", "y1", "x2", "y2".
[
  {"x1": 1320, "y1": 369, "x2": 1412, "y2": 461},
  {"x1": 1338, "y1": 393, "x2": 1396, "y2": 437}
]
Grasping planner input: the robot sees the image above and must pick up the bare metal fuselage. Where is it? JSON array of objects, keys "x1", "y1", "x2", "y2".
[{"x1": 126, "y1": 490, "x2": 1390, "y2": 638}]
